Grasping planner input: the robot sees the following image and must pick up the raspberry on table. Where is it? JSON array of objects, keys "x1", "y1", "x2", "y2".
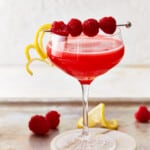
[
  {"x1": 67, "y1": 18, "x2": 82, "y2": 37},
  {"x1": 28, "y1": 115, "x2": 49, "y2": 135},
  {"x1": 51, "y1": 21, "x2": 69, "y2": 36},
  {"x1": 82, "y1": 18, "x2": 99, "y2": 37},
  {"x1": 99, "y1": 16, "x2": 117, "y2": 34},
  {"x1": 45, "y1": 110, "x2": 60, "y2": 129},
  {"x1": 134, "y1": 105, "x2": 150, "y2": 123}
]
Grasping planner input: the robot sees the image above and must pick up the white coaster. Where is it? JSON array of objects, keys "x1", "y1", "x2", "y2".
[{"x1": 50, "y1": 128, "x2": 136, "y2": 150}]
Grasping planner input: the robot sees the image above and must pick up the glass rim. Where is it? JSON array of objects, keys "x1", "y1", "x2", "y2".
[{"x1": 99, "y1": 27, "x2": 122, "y2": 37}]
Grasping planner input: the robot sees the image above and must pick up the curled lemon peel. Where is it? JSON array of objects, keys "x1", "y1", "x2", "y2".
[
  {"x1": 24, "y1": 23, "x2": 51, "y2": 75},
  {"x1": 77, "y1": 103, "x2": 119, "y2": 130},
  {"x1": 40, "y1": 31, "x2": 45, "y2": 51},
  {"x1": 26, "y1": 58, "x2": 50, "y2": 76},
  {"x1": 34, "y1": 24, "x2": 51, "y2": 59},
  {"x1": 24, "y1": 44, "x2": 35, "y2": 61}
]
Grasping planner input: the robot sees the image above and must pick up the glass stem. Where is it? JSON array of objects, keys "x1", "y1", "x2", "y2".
[{"x1": 81, "y1": 84, "x2": 90, "y2": 137}]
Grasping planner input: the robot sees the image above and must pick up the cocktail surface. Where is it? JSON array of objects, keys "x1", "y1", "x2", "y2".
[{"x1": 47, "y1": 34, "x2": 124, "y2": 84}]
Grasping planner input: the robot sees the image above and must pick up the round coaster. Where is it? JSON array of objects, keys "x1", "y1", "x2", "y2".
[{"x1": 50, "y1": 128, "x2": 136, "y2": 150}]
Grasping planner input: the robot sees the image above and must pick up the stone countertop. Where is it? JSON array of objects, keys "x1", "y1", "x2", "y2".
[
  {"x1": 0, "y1": 65, "x2": 150, "y2": 99},
  {"x1": 0, "y1": 99, "x2": 149, "y2": 150}
]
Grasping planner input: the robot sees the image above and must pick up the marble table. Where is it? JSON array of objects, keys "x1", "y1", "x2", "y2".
[{"x1": 0, "y1": 98, "x2": 149, "y2": 150}]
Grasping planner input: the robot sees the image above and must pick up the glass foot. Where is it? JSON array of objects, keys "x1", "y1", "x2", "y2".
[{"x1": 50, "y1": 128, "x2": 116, "y2": 150}]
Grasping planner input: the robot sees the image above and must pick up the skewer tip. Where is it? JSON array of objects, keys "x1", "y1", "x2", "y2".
[{"x1": 125, "y1": 21, "x2": 132, "y2": 28}]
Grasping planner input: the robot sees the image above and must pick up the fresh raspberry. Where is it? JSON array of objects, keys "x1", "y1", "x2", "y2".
[
  {"x1": 45, "y1": 111, "x2": 60, "y2": 129},
  {"x1": 99, "y1": 16, "x2": 116, "y2": 34},
  {"x1": 67, "y1": 18, "x2": 82, "y2": 36},
  {"x1": 134, "y1": 105, "x2": 150, "y2": 123},
  {"x1": 51, "y1": 21, "x2": 69, "y2": 36},
  {"x1": 29, "y1": 115, "x2": 49, "y2": 135},
  {"x1": 82, "y1": 18, "x2": 99, "y2": 37}
]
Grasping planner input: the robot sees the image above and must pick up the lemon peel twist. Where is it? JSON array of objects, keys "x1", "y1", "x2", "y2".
[
  {"x1": 77, "y1": 103, "x2": 119, "y2": 130},
  {"x1": 26, "y1": 58, "x2": 50, "y2": 76},
  {"x1": 24, "y1": 23, "x2": 51, "y2": 75},
  {"x1": 33, "y1": 24, "x2": 51, "y2": 59}
]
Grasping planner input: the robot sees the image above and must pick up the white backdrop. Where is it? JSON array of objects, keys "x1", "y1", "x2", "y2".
[{"x1": 0, "y1": 0, "x2": 150, "y2": 65}]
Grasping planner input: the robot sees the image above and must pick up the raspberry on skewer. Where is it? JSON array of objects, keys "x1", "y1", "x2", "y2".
[
  {"x1": 99, "y1": 16, "x2": 131, "y2": 34},
  {"x1": 50, "y1": 21, "x2": 69, "y2": 36},
  {"x1": 99, "y1": 16, "x2": 117, "y2": 34},
  {"x1": 82, "y1": 18, "x2": 99, "y2": 37},
  {"x1": 47, "y1": 17, "x2": 131, "y2": 37},
  {"x1": 67, "y1": 18, "x2": 82, "y2": 37}
]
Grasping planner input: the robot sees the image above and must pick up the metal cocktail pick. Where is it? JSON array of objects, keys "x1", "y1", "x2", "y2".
[{"x1": 117, "y1": 21, "x2": 132, "y2": 28}]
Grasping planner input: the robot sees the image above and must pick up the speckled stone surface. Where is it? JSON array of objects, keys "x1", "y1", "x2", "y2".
[{"x1": 0, "y1": 99, "x2": 149, "y2": 150}]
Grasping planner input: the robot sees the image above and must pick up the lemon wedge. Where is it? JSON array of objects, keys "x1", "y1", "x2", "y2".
[
  {"x1": 77, "y1": 103, "x2": 101, "y2": 128},
  {"x1": 77, "y1": 103, "x2": 119, "y2": 130},
  {"x1": 24, "y1": 23, "x2": 51, "y2": 75},
  {"x1": 99, "y1": 103, "x2": 119, "y2": 129}
]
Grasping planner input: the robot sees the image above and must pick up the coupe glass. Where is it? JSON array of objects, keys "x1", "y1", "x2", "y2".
[{"x1": 47, "y1": 28, "x2": 124, "y2": 150}]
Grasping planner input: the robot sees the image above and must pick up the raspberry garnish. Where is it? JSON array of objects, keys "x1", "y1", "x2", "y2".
[
  {"x1": 134, "y1": 105, "x2": 150, "y2": 123},
  {"x1": 28, "y1": 115, "x2": 49, "y2": 135},
  {"x1": 99, "y1": 16, "x2": 117, "y2": 34},
  {"x1": 51, "y1": 21, "x2": 69, "y2": 36},
  {"x1": 67, "y1": 18, "x2": 82, "y2": 37},
  {"x1": 82, "y1": 18, "x2": 99, "y2": 37},
  {"x1": 49, "y1": 17, "x2": 130, "y2": 37},
  {"x1": 45, "y1": 110, "x2": 60, "y2": 129}
]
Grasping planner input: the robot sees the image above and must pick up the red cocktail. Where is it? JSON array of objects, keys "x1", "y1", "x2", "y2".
[{"x1": 47, "y1": 34, "x2": 124, "y2": 84}]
